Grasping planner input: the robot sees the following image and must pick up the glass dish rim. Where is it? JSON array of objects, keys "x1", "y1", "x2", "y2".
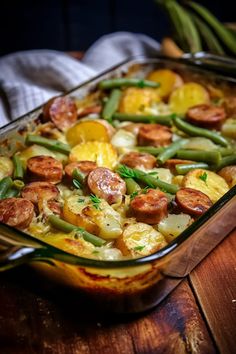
[{"x1": 1, "y1": 55, "x2": 236, "y2": 269}]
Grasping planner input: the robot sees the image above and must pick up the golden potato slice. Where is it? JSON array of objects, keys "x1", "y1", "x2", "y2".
[
  {"x1": 147, "y1": 69, "x2": 183, "y2": 98},
  {"x1": 116, "y1": 222, "x2": 167, "y2": 257},
  {"x1": 119, "y1": 87, "x2": 160, "y2": 114},
  {"x1": 169, "y1": 82, "x2": 209, "y2": 114},
  {"x1": 69, "y1": 141, "x2": 118, "y2": 169},
  {"x1": 0, "y1": 156, "x2": 13, "y2": 179},
  {"x1": 63, "y1": 195, "x2": 122, "y2": 239},
  {"x1": 172, "y1": 175, "x2": 184, "y2": 187},
  {"x1": 182, "y1": 169, "x2": 229, "y2": 203},
  {"x1": 66, "y1": 120, "x2": 111, "y2": 147},
  {"x1": 218, "y1": 166, "x2": 236, "y2": 188},
  {"x1": 158, "y1": 213, "x2": 192, "y2": 243}
]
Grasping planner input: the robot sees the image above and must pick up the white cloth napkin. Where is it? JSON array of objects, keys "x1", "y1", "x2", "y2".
[{"x1": 0, "y1": 32, "x2": 160, "y2": 127}]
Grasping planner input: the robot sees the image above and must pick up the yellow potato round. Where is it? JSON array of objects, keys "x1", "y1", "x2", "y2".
[
  {"x1": 0, "y1": 156, "x2": 13, "y2": 179},
  {"x1": 116, "y1": 223, "x2": 167, "y2": 257},
  {"x1": 119, "y1": 87, "x2": 160, "y2": 114},
  {"x1": 147, "y1": 69, "x2": 183, "y2": 98},
  {"x1": 183, "y1": 169, "x2": 229, "y2": 203},
  {"x1": 169, "y1": 82, "x2": 209, "y2": 114},
  {"x1": 69, "y1": 141, "x2": 118, "y2": 169},
  {"x1": 66, "y1": 120, "x2": 110, "y2": 147}
]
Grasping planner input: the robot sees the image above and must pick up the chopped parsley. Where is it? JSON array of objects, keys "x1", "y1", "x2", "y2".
[
  {"x1": 78, "y1": 198, "x2": 85, "y2": 203},
  {"x1": 199, "y1": 172, "x2": 208, "y2": 183},
  {"x1": 117, "y1": 164, "x2": 139, "y2": 179},
  {"x1": 90, "y1": 194, "x2": 101, "y2": 210},
  {"x1": 133, "y1": 245, "x2": 145, "y2": 252},
  {"x1": 73, "y1": 179, "x2": 82, "y2": 189},
  {"x1": 130, "y1": 191, "x2": 139, "y2": 200}
]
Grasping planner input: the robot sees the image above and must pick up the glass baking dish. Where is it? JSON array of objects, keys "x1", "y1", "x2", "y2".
[{"x1": 1, "y1": 56, "x2": 236, "y2": 313}]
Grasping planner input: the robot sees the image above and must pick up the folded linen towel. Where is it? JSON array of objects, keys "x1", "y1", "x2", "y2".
[{"x1": 0, "y1": 32, "x2": 160, "y2": 127}]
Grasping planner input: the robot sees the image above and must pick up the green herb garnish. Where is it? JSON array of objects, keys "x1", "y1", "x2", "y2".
[
  {"x1": 133, "y1": 245, "x2": 145, "y2": 251},
  {"x1": 90, "y1": 194, "x2": 101, "y2": 210},
  {"x1": 199, "y1": 172, "x2": 208, "y2": 183},
  {"x1": 130, "y1": 191, "x2": 139, "y2": 200},
  {"x1": 78, "y1": 198, "x2": 85, "y2": 203},
  {"x1": 73, "y1": 179, "x2": 82, "y2": 189},
  {"x1": 117, "y1": 164, "x2": 139, "y2": 179}
]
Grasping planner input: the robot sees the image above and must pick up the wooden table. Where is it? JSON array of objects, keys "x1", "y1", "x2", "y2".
[{"x1": 0, "y1": 228, "x2": 235, "y2": 354}]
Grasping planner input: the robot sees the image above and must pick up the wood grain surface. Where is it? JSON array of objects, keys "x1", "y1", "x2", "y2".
[{"x1": 0, "y1": 230, "x2": 235, "y2": 353}]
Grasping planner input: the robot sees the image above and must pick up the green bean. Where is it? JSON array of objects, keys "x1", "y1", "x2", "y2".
[
  {"x1": 26, "y1": 135, "x2": 71, "y2": 155},
  {"x1": 133, "y1": 169, "x2": 179, "y2": 194},
  {"x1": 173, "y1": 117, "x2": 228, "y2": 147},
  {"x1": 136, "y1": 146, "x2": 165, "y2": 156},
  {"x1": 102, "y1": 89, "x2": 121, "y2": 121},
  {"x1": 72, "y1": 169, "x2": 85, "y2": 185},
  {"x1": 125, "y1": 178, "x2": 141, "y2": 195},
  {"x1": 13, "y1": 154, "x2": 24, "y2": 179},
  {"x1": 0, "y1": 177, "x2": 13, "y2": 199},
  {"x1": 176, "y1": 163, "x2": 209, "y2": 175},
  {"x1": 48, "y1": 215, "x2": 106, "y2": 247},
  {"x1": 218, "y1": 147, "x2": 235, "y2": 157},
  {"x1": 214, "y1": 154, "x2": 236, "y2": 171},
  {"x1": 117, "y1": 165, "x2": 179, "y2": 194},
  {"x1": 176, "y1": 150, "x2": 221, "y2": 164},
  {"x1": 4, "y1": 188, "x2": 19, "y2": 198},
  {"x1": 12, "y1": 180, "x2": 25, "y2": 190},
  {"x1": 99, "y1": 78, "x2": 160, "y2": 90},
  {"x1": 113, "y1": 113, "x2": 175, "y2": 126},
  {"x1": 157, "y1": 139, "x2": 188, "y2": 164}
]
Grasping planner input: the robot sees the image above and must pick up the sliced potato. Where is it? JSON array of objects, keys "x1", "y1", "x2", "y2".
[
  {"x1": 0, "y1": 156, "x2": 13, "y2": 179},
  {"x1": 116, "y1": 222, "x2": 167, "y2": 257},
  {"x1": 183, "y1": 169, "x2": 229, "y2": 203},
  {"x1": 119, "y1": 87, "x2": 160, "y2": 114},
  {"x1": 169, "y1": 82, "x2": 209, "y2": 114},
  {"x1": 172, "y1": 175, "x2": 184, "y2": 187},
  {"x1": 111, "y1": 129, "x2": 136, "y2": 151},
  {"x1": 66, "y1": 120, "x2": 110, "y2": 146},
  {"x1": 147, "y1": 69, "x2": 183, "y2": 98},
  {"x1": 19, "y1": 144, "x2": 68, "y2": 168},
  {"x1": 147, "y1": 168, "x2": 173, "y2": 184},
  {"x1": 218, "y1": 166, "x2": 236, "y2": 188},
  {"x1": 158, "y1": 213, "x2": 192, "y2": 243},
  {"x1": 63, "y1": 195, "x2": 122, "y2": 239},
  {"x1": 184, "y1": 137, "x2": 217, "y2": 151},
  {"x1": 221, "y1": 118, "x2": 236, "y2": 138},
  {"x1": 69, "y1": 141, "x2": 118, "y2": 169}
]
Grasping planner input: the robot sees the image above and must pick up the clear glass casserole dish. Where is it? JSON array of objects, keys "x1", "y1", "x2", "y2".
[{"x1": 0, "y1": 56, "x2": 236, "y2": 313}]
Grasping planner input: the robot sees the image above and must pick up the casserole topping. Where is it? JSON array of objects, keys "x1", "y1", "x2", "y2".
[{"x1": 1, "y1": 67, "x2": 236, "y2": 260}]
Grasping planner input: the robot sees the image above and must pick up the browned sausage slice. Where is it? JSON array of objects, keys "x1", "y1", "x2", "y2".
[
  {"x1": 164, "y1": 159, "x2": 194, "y2": 173},
  {"x1": 138, "y1": 124, "x2": 172, "y2": 147},
  {"x1": 47, "y1": 200, "x2": 62, "y2": 215},
  {"x1": 218, "y1": 165, "x2": 236, "y2": 187},
  {"x1": 21, "y1": 182, "x2": 59, "y2": 204},
  {"x1": 130, "y1": 189, "x2": 168, "y2": 224},
  {"x1": 64, "y1": 161, "x2": 97, "y2": 181},
  {"x1": 175, "y1": 188, "x2": 212, "y2": 216},
  {"x1": 120, "y1": 152, "x2": 157, "y2": 169},
  {"x1": 187, "y1": 104, "x2": 226, "y2": 129},
  {"x1": 77, "y1": 105, "x2": 102, "y2": 118},
  {"x1": 87, "y1": 167, "x2": 126, "y2": 204},
  {"x1": 0, "y1": 198, "x2": 34, "y2": 229},
  {"x1": 43, "y1": 96, "x2": 77, "y2": 131},
  {"x1": 27, "y1": 156, "x2": 63, "y2": 184}
]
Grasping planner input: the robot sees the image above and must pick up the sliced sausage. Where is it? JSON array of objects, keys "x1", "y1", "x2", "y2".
[
  {"x1": 175, "y1": 187, "x2": 212, "y2": 216},
  {"x1": 77, "y1": 105, "x2": 102, "y2": 118},
  {"x1": 130, "y1": 189, "x2": 168, "y2": 224},
  {"x1": 138, "y1": 124, "x2": 172, "y2": 147},
  {"x1": 87, "y1": 167, "x2": 126, "y2": 204},
  {"x1": 164, "y1": 159, "x2": 194, "y2": 173},
  {"x1": 120, "y1": 152, "x2": 157, "y2": 169},
  {"x1": 27, "y1": 156, "x2": 63, "y2": 184},
  {"x1": 64, "y1": 161, "x2": 97, "y2": 181},
  {"x1": 187, "y1": 104, "x2": 226, "y2": 129},
  {"x1": 21, "y1": 182, "x2": 59, "y2": 204},
  {"x1": 43, "y1": 96, "x2": 77, "y2": 131},
  {"x1": 0, "y1": 198, "x2": 34, "y2": 229},
  {"x1": 218, "y1": 165, "x2": 236, "y2": 188},
  {"x1": 46, "y1": 200, "x2": 62, "y2": 215}
]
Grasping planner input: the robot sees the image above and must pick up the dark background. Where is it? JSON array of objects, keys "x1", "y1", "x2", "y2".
[{"x1": 0, "y1": 0, "x2": 233, "y2": 57}]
